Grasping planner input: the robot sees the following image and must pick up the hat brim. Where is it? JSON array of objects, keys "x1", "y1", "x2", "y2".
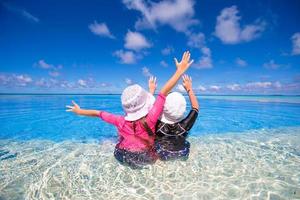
[
  {"x1": 124, "y1": 92, "x2": 155, "y2": 121},
  {"x1": 160, "y1": 113, "x2": 179, "y2": 124},
  {"x1": 160, "y1": 92, "x2": 186, "y2": 124}
]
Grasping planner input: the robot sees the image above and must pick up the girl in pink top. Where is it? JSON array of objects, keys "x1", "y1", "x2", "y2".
[{"x1": 66, "y1": 51, "x2": 194, "y2": 168}]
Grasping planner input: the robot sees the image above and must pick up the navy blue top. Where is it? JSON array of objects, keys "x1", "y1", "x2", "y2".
[{"x1": 155, "y1": 109, "x2": 198, "y2": 151}]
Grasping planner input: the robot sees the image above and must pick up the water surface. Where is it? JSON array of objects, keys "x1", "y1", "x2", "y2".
[{"x1": 0, "y1": 94, "x2": 299, "y2": 199}]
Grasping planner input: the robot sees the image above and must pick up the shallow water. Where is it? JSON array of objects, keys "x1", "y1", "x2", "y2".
[
  {"x1": 0, "y1": 127, "x2": 299, "y2": 200},
  {"x1": 0, "y1": 94, "x2": 300, "y2": 199}
]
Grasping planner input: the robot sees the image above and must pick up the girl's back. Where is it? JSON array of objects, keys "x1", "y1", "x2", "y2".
[
  {"x1": 99, "y1": 92, "x2": 166, "y2": 151},
  {"x1": 153, "y1": 75, "x2": 199, "y2": 161},
  {"x1": 155, "y1": 108, "x2": 198, "y2": 160}
]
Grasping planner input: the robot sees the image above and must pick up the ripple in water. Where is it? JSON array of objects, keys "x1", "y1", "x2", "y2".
[{"x1": 0, "y1": 127, "x2": 300, "y2": 200}]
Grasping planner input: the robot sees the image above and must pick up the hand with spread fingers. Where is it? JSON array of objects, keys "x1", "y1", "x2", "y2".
[
  {"x1": 182, "y1": 74, "x2": 193, "y2": 92},
  {"x1": 148, "y1": 76, "x2": 157, "y2": 95},
  {"x1": 160, "y1": 51, "x2": 193, "y2": 96},
  {"x1": 66, "y1": 100, "x2": 81, "y2": 114},
  {"x1": 182, "y1": 74, "x2": 199, "y2": 110},
  {"x1": 66, "y1": 101, "x2": 99, "y2": 117},
  {"x1": 174, "y1": 51, "x2": 194, "y2": 75}
]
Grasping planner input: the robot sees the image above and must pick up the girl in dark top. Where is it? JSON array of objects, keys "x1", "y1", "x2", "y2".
[{"x1": 148, "y1": 75, "x2": 199, "y2": 161}]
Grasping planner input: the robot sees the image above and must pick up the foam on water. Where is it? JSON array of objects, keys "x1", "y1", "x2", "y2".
[{"x1": 0, "y1": 126, "x2": 299, "y2": 200}]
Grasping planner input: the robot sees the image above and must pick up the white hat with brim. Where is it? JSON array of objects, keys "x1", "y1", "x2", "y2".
[
  {"x1": 160, "y1": 92, "x2": 186, "y2": 124},
  {"x1": 122, "y1": 84, "x2": 155, "y2": 121}
]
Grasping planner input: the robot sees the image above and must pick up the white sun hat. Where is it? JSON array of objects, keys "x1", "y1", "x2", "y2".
[
  {"x1": 121, "y1": 84, "x2": 155, "y2": 121},
  {"x1": 160, "y1": 92, "x2": 187, "y2": 124}
]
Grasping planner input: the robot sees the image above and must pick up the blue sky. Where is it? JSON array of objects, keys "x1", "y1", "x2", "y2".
[{"x1": 0, "y1": 0, "x2": 300, "y2": 94}]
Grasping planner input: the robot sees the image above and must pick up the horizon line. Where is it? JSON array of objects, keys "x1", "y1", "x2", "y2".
[{"x1": 0, "y1": 93, "x2": 299, "y2": 96}]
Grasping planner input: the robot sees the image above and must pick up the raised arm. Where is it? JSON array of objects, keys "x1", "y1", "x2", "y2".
[
  {"x1": 66, "y1": 101, "x2": 122, "y2": 126},
  {"x1": 182, "y1": 75, "x2": 199, "y2": 110},
  {"x1": 66, "y1": 101, "x2": 100, "y2": 117},
  {"x1": 148, "y1": 76, "x2": 157, "y2": 95},
  {"x1": 160, "y1": 51, "x2": 193, "y2": 96}
]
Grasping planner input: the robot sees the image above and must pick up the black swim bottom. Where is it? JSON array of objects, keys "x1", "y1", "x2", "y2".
[
  {"x1": 154, "y1": 140, "x2": 190, "y2": 161},
  {"x1": 114, "y1": 147, "x2": 157, "y2": 169}
]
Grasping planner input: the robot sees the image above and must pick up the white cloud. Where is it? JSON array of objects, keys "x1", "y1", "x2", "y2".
[
  {"x1": 206, "y1": 81, "x2": 284, "y2": 92},
  {"x1": 142, "y1": 67, "x2": 153, "y2": 77},
  {"x1": 244, "y1": 81, "x2": 285, "y2": 91},
  {"x1": 235, "y1": 57, "x2": 247, "y2": 67},
  {"x1": 124, "y1": 31, "x2": 151, "y2": 51},
  {"x1": 35, "y1": 78, "x2": 58, "y2": 88},
  {"x1": 1, "y1": 74, "x2": 33, "y2": 86},
  {"x1": 35, "y1": 78, "x2": 106, "y2": 89},
  {"x1": 78, "y1": 79, "x2": 87, "y2": 87},
  {"x1": 273, "y1": 81, "x2": 282, "y2": 89},
  {"x1": 48, "y1": 71, "x2": 60, "y2": 77},
  {"x1": 22, "y1": 10, "x2": 39, "y2": 23},
  {"x1": 113, "y1": 50, "x2": 137, "y2": 64},
  {"x1": 49, "y1": 79, "x2": 59, "y2": 85},
  {"x1": 35, "y1": 78, "x2": 48, "y2": 87},
  {"x1": 3, "y1": 3, "x2": 40, "y2": 23},
  {"x1": 177, "y1": 84, "x2": 186, "y2": 93},
  {"x1": 198, "y1": 85, "x2": 207, "y2": 92},
  {"x1": 187, "y1": 32, "x2": 205, "y2": 48},
  {"x1": 215, "y1": 6, "x2": 266, "y2": 44},
  {"x1": 0, "y1": 73, "x2": 116, "y2": 91},
  {"x1": 36, "y1": 60, "x2": 54, "y2": 69},
  {"x1": 0, "y1": 74, "x2": 10, "y2": 85},
  {"x1": 35, "y1": 60, "x2": 63, "y2": 70},
  {"x1": 263, "y1": 60, "x2": 282, "y2": 70},
  {"x1": 196, "y1": 81, "x2": 287, "y2": 93},
  {"x1": 194, "y1": 47, "x2": 213, "y2": 69},
  {"x1": 291, "y1": 32, "x2": 300, "y2": 55},
  {"x1": 77, "y1": 78, "x2": 100, "y2": 88},
  {"x1": 100, "y1": 83, "x2": 110, "y2": 87},
  {"x1": 15, "y1": 75, "x2": 33, "y2": 86},
  {"x1": 161, "y1": 46, "x2": 174, "y2": 55},
  {"x1": 125, "y1": 78, "x2": 133, "y2": 85},
  {"x1": 60, "y1": 81, "x2": 74, "y2": 89},
  {"x1": 88, "y1": 21, "x2": 115, "y2": 39},
  {"x1": 122, "y1": 0, "x2": 198, "y2": 33},
  {"x1": 227, "y1": 84, "x2": 241, "y2": 91},
  {"x1": 160, "y1": 60, "x2": 168, "y2": 67},
  {"x1": 210, "y1": 85, "x2": 221, "y2": 91},
  {"x1": 284, "y1": 83, "x2": 300, "y2": 92},
  {"x1": 34, "y1": 60, "x2": 63, "y2": 77},
  {"x1": 246, "y1": 81, "x2": 272, "y2": 89}
]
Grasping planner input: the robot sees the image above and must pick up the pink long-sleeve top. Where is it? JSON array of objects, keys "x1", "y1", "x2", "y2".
[{"x1": 98, "y1": 93, "x2": 166, "y2": 152}]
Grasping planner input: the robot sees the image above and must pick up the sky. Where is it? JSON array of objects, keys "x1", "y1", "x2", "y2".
[{"x1": 0, "y1": 0, "x2": 300, "y2": 94}]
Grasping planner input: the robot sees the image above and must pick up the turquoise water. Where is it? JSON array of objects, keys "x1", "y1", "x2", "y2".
[
  {"x1": 0, "y1": 94, "x2": 300, "y2": 199},
  {"x1": 1, "y1": 94, "x2": 300, "y2": 141}
]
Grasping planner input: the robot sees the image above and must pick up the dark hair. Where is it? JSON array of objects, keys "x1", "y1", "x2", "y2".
[
  {"x1": 140, "y1": 117, "x2": 154, "y2": 136},
  {"x1": 130, "y1": 117, "x2": 154, "y2": 149},
  {"x1": 131, "y1": 117, "x2": 153, "y2": 136}
]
